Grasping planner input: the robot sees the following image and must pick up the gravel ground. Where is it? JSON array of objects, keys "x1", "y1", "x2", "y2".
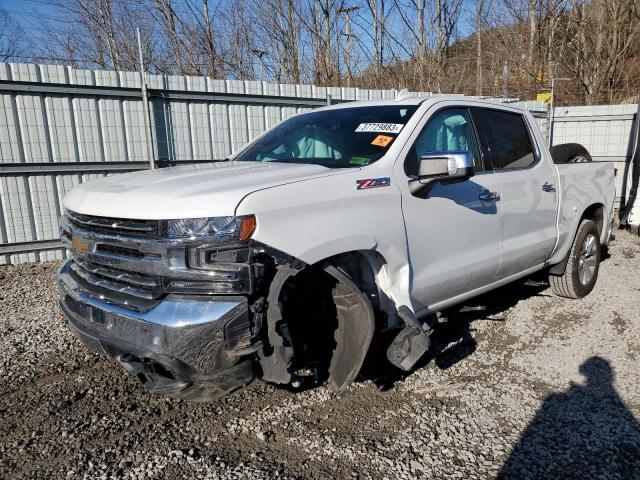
[{"x1": 1, "y1": 230, "x2": 639, "y2": 479}]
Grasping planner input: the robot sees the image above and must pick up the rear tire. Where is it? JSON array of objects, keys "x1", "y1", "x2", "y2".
[{"x1": 549, "y1": 219, "x2": 601, "y2": 299}]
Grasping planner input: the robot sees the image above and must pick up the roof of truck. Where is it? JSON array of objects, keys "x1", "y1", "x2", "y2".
[{"x1": 320, "y1": 95, "x2": 529, "y2": 112}]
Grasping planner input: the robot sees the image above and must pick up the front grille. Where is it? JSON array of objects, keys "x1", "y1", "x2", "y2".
[
  {"x1": 95, "y1": 244, "x2": 150, "y2": 259},
  {"x1": 67, "y1": 211, "x2": 160, "y2": 238},
  {"x1": 68, "y1": 259, "x2": 163, "y2": 311}
]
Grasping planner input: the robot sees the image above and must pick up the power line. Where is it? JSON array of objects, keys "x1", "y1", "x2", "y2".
[{"x1": 1, "y1": 8, "x2": 78, "y2": 24}]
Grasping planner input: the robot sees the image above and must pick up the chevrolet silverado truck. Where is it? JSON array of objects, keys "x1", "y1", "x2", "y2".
[{"x1": 58, "y1": 97, "x2": 616, "y2": 400}]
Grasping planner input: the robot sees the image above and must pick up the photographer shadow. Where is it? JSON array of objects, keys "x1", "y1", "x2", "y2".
[{"x1": 498, "y1": 357, "x2": 640, "y2": 479}]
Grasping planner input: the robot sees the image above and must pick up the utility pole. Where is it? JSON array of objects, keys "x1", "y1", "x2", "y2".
[
  {"x1": 338, "y1": 6, "x2": 358, "y2": 88},
  {"x1": 203, "y1": 0, "x2": 216, "y2": 77},
  {"x1": 548, "y1": 77, "x2": 572, "y2": 147},
  {"x1": 436, "y1": 0, "x2": 443, "y2": 92},
  {"x1": 252, "y1": 49, "x2": 268, "y2": 80},
  {"x1": 501, "y1": 61, "x2": 509, "y2": 97},
  {"x1": 136, "y1": 27, "x2": 155, "y2": 169},
  {"x1": 476, "y1": 0, "x2": 485, "y2": 96}
]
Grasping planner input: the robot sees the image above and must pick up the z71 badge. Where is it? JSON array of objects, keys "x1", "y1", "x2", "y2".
[{"x1": 356, "y1": 177, "x2": 391, "y2": 190}]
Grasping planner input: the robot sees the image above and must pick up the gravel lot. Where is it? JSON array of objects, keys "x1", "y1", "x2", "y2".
[{"x1": 1, "y1": 230, "x2": 639, "y2": 479}]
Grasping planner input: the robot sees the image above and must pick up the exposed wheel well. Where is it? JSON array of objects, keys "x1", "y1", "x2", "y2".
[
  {"x1": 581, "y1": 203, "x2": 605, "y2": 238},
  {"x1": 257, "y1": 250, "x2": 386, "y2": 390}
]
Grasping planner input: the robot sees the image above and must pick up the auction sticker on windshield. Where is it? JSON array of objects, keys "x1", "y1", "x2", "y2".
[
  {"x1": 371, "y1": 135, "x2": 394, "y2": 147},
  {"x1": 355, "y1": 123, "x2": 404, "y2": 134}
]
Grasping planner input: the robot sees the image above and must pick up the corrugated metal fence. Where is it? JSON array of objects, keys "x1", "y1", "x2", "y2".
[{"x1": 0, "y1": 62, "x2": 635, "y2": 264}]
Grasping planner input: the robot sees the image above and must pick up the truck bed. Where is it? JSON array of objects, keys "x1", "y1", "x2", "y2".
[{"x1": 550, "y1": 162, "x2": 616, "y2": 265}]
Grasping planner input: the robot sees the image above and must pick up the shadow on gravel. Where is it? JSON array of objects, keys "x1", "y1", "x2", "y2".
[
  {"x1": 361, "y1": 280, "x2": 549, "y2": 391},
  {"x1": 498, "y1": 357, "x2": 640, "y2": 479}
]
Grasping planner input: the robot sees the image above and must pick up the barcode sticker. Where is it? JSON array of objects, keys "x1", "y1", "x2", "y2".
[{"x1": 355, "y1": 123, "x2": 404, "y2": 134}]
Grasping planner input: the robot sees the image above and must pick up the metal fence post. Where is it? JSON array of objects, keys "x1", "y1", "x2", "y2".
[{"x1": 137, "y1": 28, "x2": 155, "y2": 169}]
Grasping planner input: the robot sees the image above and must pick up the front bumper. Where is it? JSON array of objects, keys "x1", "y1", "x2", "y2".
[{"x1": 58, "y1": 261, "x2": 256, "y2": 401}]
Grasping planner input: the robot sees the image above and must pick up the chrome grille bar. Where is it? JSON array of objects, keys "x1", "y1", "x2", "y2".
[
  {"x1": 74, "y1": 258, "x2": 159, "y2": 289},
  {"x1": 67, "y1": 211, "x2": 159, "y2": 236},
  {"x1": 69, "y1": 261, "x2": 158, "y2": 300}
]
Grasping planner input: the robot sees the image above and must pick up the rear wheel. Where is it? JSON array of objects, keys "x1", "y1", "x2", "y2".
[{"x1": 550, "y1": 219, "x2": 601, "y2": 298}]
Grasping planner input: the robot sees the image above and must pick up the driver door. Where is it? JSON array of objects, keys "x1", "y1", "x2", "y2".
[{"x1": 400, "y1": 107, "x2": 503, "y2": 313}]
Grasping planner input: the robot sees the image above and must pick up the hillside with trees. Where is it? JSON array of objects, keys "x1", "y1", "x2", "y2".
[{"x1": 1, "y1": 0, "x2": 638, "y2": 105}]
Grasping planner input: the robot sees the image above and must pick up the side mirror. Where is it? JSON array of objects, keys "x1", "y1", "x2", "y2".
[{"x1": 409, "y1": 151, "x2": 475, "y2": 195}]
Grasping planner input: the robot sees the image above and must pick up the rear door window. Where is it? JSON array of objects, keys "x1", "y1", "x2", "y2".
[{"x1": 471, "y1": 109, "x2": 536, "y2": 170}]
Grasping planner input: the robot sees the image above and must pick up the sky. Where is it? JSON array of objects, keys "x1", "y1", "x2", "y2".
[{"x1": 2, "y1": 0, "x2": 64, "y2": 32}]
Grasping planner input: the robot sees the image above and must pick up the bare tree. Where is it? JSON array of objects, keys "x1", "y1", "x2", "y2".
[
  {"x1": 561, "y1": 0, "x2": 640, "y2": 104},
  {"x1": 151, "y1": 0, "x2": 190, "y2": 74},
  {"x1": 306, "y1": 0, "x2": 344, "y2": 85},
  {"x1": 366, "y1": 0, "x2": 387, "y2": 83},
  {"x1": 252, "y1": 0, "x2": 302, "y2": 83},
  {"x1": 35, "y1": 0, "x2": 157, "y2": 71},
  {"x1": 218, "y1": 1, "x2": 257, "y2": 79},
  {"x1": 0, "y1": 10, "x2": 23, "y2": 62}
]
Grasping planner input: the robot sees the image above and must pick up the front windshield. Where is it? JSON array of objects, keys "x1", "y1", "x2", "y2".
[{"x1": 233, "y1": 105, "x2": 419, "y2": 168}]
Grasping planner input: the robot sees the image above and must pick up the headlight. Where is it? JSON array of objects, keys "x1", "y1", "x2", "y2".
[{"x1": 166, "y1": 215, "x2": 256, "y2": 241}]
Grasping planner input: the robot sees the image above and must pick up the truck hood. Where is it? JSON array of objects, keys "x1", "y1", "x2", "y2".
[{"x1": 63, "y1": 161, "x2": 350, "y2": 219}]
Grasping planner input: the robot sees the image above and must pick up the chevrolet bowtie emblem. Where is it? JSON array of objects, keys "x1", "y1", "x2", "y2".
[{"x1": 71, "y1": 235, "x2": 90, "y2": 253}]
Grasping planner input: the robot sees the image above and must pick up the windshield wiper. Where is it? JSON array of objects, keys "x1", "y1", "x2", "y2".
[{"x1": 259, "y1": 158, "x2": 356, "y2": 169}]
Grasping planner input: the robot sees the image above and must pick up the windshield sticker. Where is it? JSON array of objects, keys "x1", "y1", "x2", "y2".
[
  {"x1": 349, "y1": 156, "x2": 371, "y2": 165},
  {"x1": 371, "y1": 134, "x2": 394, "y2": 147},
  {"x1": 356, "y1": 177, "x2": 391, "y2": 190},
  {"x1": 355, "y1": 123, "x2": 404, "y2": 134}
]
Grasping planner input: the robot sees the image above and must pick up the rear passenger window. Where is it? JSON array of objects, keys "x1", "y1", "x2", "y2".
[{"x1": 474, "y1": 109, "x2": 536, "y2": 170}]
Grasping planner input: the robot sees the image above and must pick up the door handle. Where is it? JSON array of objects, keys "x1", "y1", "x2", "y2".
[
  {"x1": 479, "y1": 190, "x2": 500, "y2": 201},
  {"x1": 542, "y1": 182, "x2": 556, "y2": 192}
]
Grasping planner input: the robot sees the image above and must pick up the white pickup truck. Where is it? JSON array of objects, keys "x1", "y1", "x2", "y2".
[{"x1": 58, "y1": 97, "x2": 616, "y2": 400}]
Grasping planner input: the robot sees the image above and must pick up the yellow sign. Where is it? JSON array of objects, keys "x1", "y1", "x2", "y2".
[
  {"x1": 71, "y1": 235, "x2": 90, "y2": 253},
  {"x1": 537, "y1": 92, "x2": 552, "y2": 104}
]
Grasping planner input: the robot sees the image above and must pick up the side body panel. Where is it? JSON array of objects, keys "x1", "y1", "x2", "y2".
[
  {"x1": 492, "y1": 112, "x2": 559, "y2": 278},
  {"x1": 390, "y1": 102, "x2": 503, "y2": 313},
  {"x1": 547, "y1": 162, "x2": 616, "y2": 265},
  {"x1": 400, "y1": 174, "x2": 503, "y2": 311}
]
